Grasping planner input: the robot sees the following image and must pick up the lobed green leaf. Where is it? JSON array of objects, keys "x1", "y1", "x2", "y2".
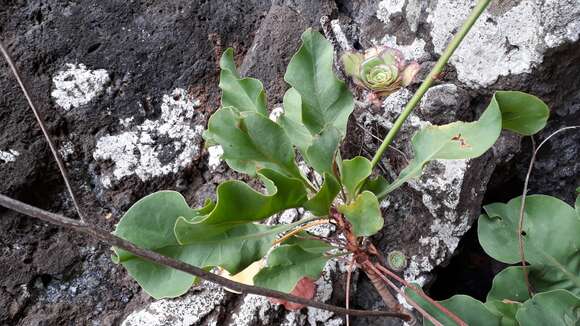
[
  {"x1": 361, "y1": 175, "x2": 390, "y2": 197},
  {"x1": 377, "y1": 91, "x2": 550, "y2": 197},
  {"x1": 478, "y1": 195, "x2": 580, "y2": 290},
  {"x1": 340, "y1": 156, "x2": 372, "y2": 201},
  {"x1": 495, "y1": 91, "x2": 549, "y2": 136},
  {"x1": 305, "y1": 127, "x2": 341, "y2": 177},
  {"x1": 279, "y1": 30, "x2": 354, "y2": 177},
  {"x1": 253, "y1": 238, "x2": 332, "y2": 293},
  {"x1": 405, "y1": 288, "x2": 503, "y2": 326},
  {"x1": 277, "y1": 88, "x2": 313, "y2": 153},
  {"x1": 338, "y1": 191, "x2": 384, "y2": 237},
  {"x1": 174, "y1": 168, "x2": 308, "y2": 240},
  {"x1": 219, "y1": 48, "x2": 268, "y2": 116},
  {"x1": 284, "y1": 29, "x2": 354, "y2": 136},
  {"x1": 204, "y1": 107, "x2": 303, "y2": 179},
  {"x1": 113, "y1": 191, "x2": 283, "y2": 299},
  {"x1": 484, "y1": 300, "x2": 520, "y2": 326},
  {"x1": 515, "y1": 290, "x2": 580, "y2": 325},
  {"x1": 488, "y1": 266, "x2": 580, "y2": 303},
  {"x1": 304, "y1": 173, "x2": 340, "y2": 216}
]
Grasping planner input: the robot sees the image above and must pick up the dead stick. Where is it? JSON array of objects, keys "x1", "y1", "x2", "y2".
[
  {"x1": 361, "y1": 261, "x2": 402, "y2": 310},
  {"x1": 345, "y1": 255, "x2": 355, "y2": 326},
  {"x1": 365, "y1": 262, "x2": 435, "y2": 326},
  {"x1": 517, "y1": 125, "x2": 580, "y2": 297},
  {"x1": 0, "y1": 193, "x2": 410, "y2": 320},
  {"x1": 0, "y1": 40, "x2": 86, "y2": 223},
  {"x1": 375, "y1": 264, "x2": 467, "y2": 326}
]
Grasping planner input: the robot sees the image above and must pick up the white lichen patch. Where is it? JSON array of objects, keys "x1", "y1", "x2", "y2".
[
  {"x1": 377, "y1": 0, "x2": 406, "y2": 22},
  {"x1": 403, "y1": 255, "x2": 431, "y2": 285},
  {"x1": 404, "y1": 214, "x2": 471, "y2": 288},
  {"x1": 429, "y1": 217, "x2": 470, "y2": 253},
  {"x1": 359, "y1": 89, "x2": 474, "y2": 294},
  {"x1": 409, "y1": 159, "x2": 468, "y2": 218},
  {"x1": 229, "y1": 294, "x2": 275, "y2": 326},
  {"x1": 330, "y1": 19, "x2": 352, "y2": 51},
  {"x1": 269, "y1": 107, "x2": 284, "y2": 122},
  {"x1": 207, "y1": 145, "x2": 224, "y2": 171},
  {"x1": 306, "y1": 260, "x2": 344, "y2": 326},
  {"x1": 0, "y1": 149, "x2": 19, "y2": 163},
  {"x1": 405, "y1": 159, "x2": 471, "y2": 279},
  {"x1": 59, "y1": 141, "x2": 75, "y2": 160},
  {"x1": 382, "y1": 89, "x2": 429, "y2": 131},
  {"x1": 277, "y1": 208, "x2": 301, "y2": 225},
  {"x1": 377, "y1": 0, "x2": 426, "y2": 32},
  {"x1": 119, "y1": 117, "x2": 135, "y2": 128},
  {"x1": 93, "y1": 88, "x2": 203, "y2": 187},
  {"x1": 427, "y1": 0, "x2": 580, "y2": 87},
  {"x1": 51, "y1": 63, "x2": 110, "y2": 110},
  {"x1": 380, "y1": 35, "x2": 427, "y2": 61},
  {"x1": 122, "y1": 282, "x2": 226, "y2": 326}
]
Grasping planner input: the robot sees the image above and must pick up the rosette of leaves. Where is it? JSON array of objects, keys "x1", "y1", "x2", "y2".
[
  {"x1": 341, "y1": 47, "x2": 420, "y2": 96},
  {"x1": 111, "y1": 28, "x2": 554, "y2": 309},
  {"x1": 112, "y1": 29, "x2": 355, "y2": 300}
]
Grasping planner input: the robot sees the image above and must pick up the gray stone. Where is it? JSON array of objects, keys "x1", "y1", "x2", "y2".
[{"x1": 419, "y1": 84, "x2": 471, "y2": 125}]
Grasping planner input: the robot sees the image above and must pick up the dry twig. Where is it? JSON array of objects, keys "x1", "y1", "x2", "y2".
[
  {"x1": 517, "y1": 125, "x2": 580, "y2": 296},
  {"x1": 0, "y1": 40, "x2": 86, "y2": 223}
]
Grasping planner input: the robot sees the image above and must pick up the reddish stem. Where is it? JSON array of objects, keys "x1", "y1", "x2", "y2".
[
  {"x1": 375, "y1": 264, "x2": 467, "y2": 326},
  {"x1": 366, "y1": 262, "x2": 437, "y2": 326}
]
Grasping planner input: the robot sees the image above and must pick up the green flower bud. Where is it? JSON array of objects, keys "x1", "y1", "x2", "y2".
[{"x1": 341, "y1": 46, "x2": 419, "y2": 97}]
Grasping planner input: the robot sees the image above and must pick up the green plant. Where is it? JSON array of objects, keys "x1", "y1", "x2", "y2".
[
  {"x1": 407, "y1": 191, "x2": 580, "y2": 325},
  {"x1": 107, "y1": 0, "x2": 556, "y2": 322},
  {"x1": 342, "y1": 46, "x2": 419, "y2": 97}
]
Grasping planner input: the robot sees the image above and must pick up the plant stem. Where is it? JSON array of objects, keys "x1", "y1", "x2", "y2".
[
  {"x1": 272, "y1": 219, "x2": 330, "y2": 245},
  {"x1": 362, "y1": 261, "x2": 402, "y2": 310},
  {"x1": 370, "y1": 0, "x2": 492, "y2": 169},
  {"x1": 366, "y1": 262, "x2": 438, "y2": 326},
  {"x1": 375, "y1": 264, "x2": 467, "y2": 326}
]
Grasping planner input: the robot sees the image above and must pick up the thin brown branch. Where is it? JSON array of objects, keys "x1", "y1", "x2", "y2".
[
  {"x1": 345, "y1": 255, "x2": 355, "y2": 326},
  {"x1": 518, "y1": 136, "x2": 536, "y2": 297},
  {"x1": 375, "y1": 264, "x2": 467, "y2": 326},
  {"x1": 365, "y1": 262, "x2": 431, "y2": 326},
  {"x1": 0, "y1": 193, "x2": 411, "y2": 320},
  {"x1": 361, "y1": 261, "x2": 401, "y2": 309},
  {"x1": 0, "y1": 40, "x2": 86, "y2": 223},
  {"x1": 367, "y1": 243, "x2": 466, "y2": 325},
  {"x1": 517, "y1": 125, "x2": 580, "y2": 297}
]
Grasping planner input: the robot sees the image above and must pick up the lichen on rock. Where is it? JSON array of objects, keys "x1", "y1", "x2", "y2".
[
  {"x1": 93, "y1": 88, "x2": 204, "y2": 187},
  {"x1": 122, "y1": 282, "x2": 226, "y2": 326},
  {"x1": 51, "y1": 63, "x2": 110, "y2": 110},
  {"x1": 428, "y1": 0, "x2": 580, "y2": 87},
  {"x1": 0, "y1": 149, "x2": 19, "y2": 163}
]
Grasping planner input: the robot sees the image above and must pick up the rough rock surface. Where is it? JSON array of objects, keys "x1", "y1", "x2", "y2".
[{"x1": 0, "y1": 0, "x2": 578, "y2": 325}]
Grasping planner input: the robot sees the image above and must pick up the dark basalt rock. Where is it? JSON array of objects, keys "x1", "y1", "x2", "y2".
[{"x1": 0, "y1": 0, "x2": 578, "y2": 325}]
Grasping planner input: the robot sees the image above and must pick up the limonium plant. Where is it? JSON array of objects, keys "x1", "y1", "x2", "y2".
[
  {"x1": 0, "y1": 0, "x2": 576, "y2": 324},
  {"x1": 108, "y1": 0, "x2": 576, "y2": 324}
]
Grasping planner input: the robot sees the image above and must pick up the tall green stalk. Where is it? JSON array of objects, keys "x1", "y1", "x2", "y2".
[{"x1": 370, "y1": 0, "x2": 492, "y2": 169}]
